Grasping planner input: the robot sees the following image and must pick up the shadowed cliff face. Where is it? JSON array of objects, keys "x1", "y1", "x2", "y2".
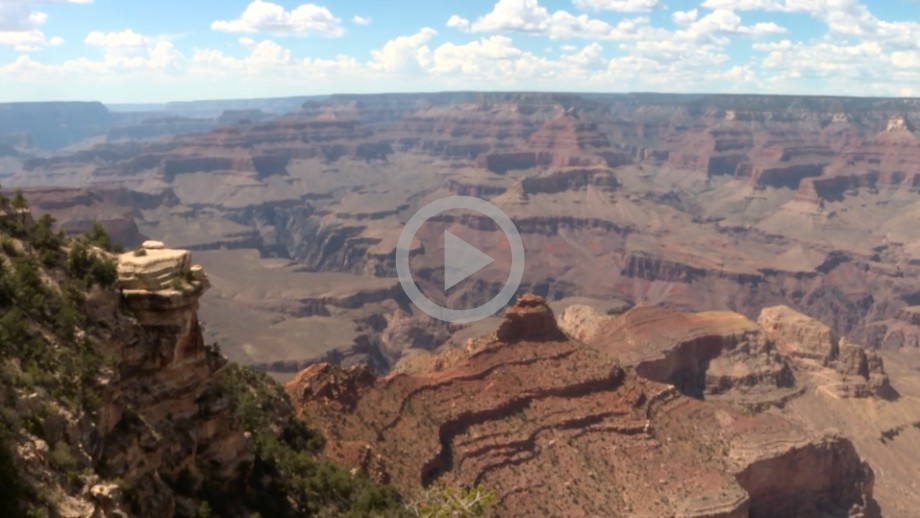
[
  {"x1": 0, "y1": 102, "x2": 113, "y2": 150},
  {"x1": 286, "y1": 295, "x2": 879, "y2": 517}
]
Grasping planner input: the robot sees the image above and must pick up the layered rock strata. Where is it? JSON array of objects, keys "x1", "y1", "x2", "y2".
[{"x1": 287, "y1": 295, "x2": 878, "y2": 517}]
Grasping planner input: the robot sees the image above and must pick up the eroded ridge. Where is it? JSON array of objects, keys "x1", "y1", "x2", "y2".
[{"x1": 287, "y1": 295, "x2": 878, "y2": 517}]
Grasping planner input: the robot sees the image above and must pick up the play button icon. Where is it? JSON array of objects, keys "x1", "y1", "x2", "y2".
[
  {"x1": 443, "y1": 231, "x2": 495, "y2": 291},
  {"x1": 396, "y1": 195, "x2": 526, "y2": 324}
]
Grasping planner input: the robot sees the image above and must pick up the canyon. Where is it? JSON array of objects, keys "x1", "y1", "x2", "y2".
[
  {"x1": 2, "y1": 92, "x2": 920, "y2": 514},
  {"x1": 287, "y1": 295, "x2": 895, "y2": 517},
  {"x1": 3, "y1": 92, "x2": 917, "y2": 379}
]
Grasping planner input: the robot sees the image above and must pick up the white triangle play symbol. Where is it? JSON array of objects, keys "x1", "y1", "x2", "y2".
[{"x1": 443, "y1": 231, "x2": 495, "y2": 291}]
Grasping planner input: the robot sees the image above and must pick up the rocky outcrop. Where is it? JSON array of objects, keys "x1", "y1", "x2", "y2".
[
  {"x1": 758, "y1": 305, "x2": 839, "y2": 363},
  {"x1": 757, "y1": 306, "x2": 893, "y2": 399},
  {"x1": 391, "y1": 93, "x2": 579, "y2": 159},
  {"x1": 494, "y1": 294, "x2": 565, "y2": 343},
  {"x1": 286, "y1": 363, "x2": 375, "y2": 412},
  {"x1": 587, "y1": 306, "x2": 796, "y2": 408},
  {"x1": 849, "y1": 306, "x2": 920, "y2": 350},
  {"x1": 794, "y1": 117, "x2": 920, "y2": 204},
  {"x1": 286, "y1": 295, "x2": 877, "y2": 517},
  {"x1": 835, "y1": 339, "x2": 894, "y2": 399},
  {"x1": 476, "y1": 111, "x2": 631, "y2": 173},
  {"x1": 557, "y1": 304, "x2": 608, "y2": 342},
  {"x1": 518, "y1": 167, "x2": 619, "y2": 195},
  {"x1": 99, "y1": 241, "x2": 249, "y2": 516}
]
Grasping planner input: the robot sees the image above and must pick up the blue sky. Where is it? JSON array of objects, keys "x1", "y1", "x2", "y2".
[{"x1": 1, "y1": 0, "x2": 919, "y2": 102}]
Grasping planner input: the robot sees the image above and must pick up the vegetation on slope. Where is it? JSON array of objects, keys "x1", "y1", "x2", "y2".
[
  {"x1": 216, "y1": 364, "x2": 405, "y2": 517},
  {"x1": 0, "y1": 193, "x2": 119, "y2": 517},
  {"x1": 0, "y1": 194, "x2": 491, "y2": 517}
]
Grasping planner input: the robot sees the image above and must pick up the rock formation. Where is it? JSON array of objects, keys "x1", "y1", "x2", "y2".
[
  {"x1": 95, "y1": 241, "x2": 249, "y2": 515},
  {"x1": 286, "y1": 295, "x2": 878, "y2": 517},
  {"x1": 758, "y1": 305, "x2": 893, "y2": 399},
  {"x1": 7, "y1": 92, "x2": 920, "y2": 383},
  {"x1": 586, "y1": 305, "x2": 798, "y2": 409},
  {"x1": 758, "y1": 304, "x2": 839, "y2": 363}
]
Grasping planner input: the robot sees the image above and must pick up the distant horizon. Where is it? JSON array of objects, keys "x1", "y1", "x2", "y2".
[
  {"x1": 4, "y1": 90, "x2": 920, "y2": 108},
  {"x1": 1, "y1": 1, "x2": 918, "y2": 103}
]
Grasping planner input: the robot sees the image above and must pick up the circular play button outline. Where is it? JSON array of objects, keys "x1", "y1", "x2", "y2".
[{"x1": 396, "y1": 195, "x2": 525, "y2": 324}]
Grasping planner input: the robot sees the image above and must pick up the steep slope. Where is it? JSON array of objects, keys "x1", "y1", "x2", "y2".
[
  {"x1": 560, "y1": 300, "x2": 920, "y2": 515},
  {"x1": 0, "y1": 207, "x2": 403, "y2": 516},
  {"x1": 287, "y1": 295, "x2": 878, "y2": 517}
]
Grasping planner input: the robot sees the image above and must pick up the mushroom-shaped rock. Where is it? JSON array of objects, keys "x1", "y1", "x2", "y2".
[{"x1": 141, "y1": 240, "x2": 166, "y2": 250}]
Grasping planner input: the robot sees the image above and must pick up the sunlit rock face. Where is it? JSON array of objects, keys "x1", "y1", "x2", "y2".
[{"x1": 285, "y1": 294, "x2": 878, "y2": 518}]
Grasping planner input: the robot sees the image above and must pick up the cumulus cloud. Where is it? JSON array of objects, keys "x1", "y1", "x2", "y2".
[
  {"x1": 561, "y1": 42, "x2": 607, "y2": 70},
  {"x1": 191, "y1": 39, "x2": 361, "y2": 80},
  {"x1": 352, "y1": 15, "x2": 371, "y2": 26},
  {"x1": 572, "y1": 0, "x2": 662, "y2": 12},
  {"x1": 684, "y1": 9, "x2": 786, "y2": 41},
  {"x1": 85, "y1": 29, "x2": 149, "y2": 51},
  {"x1": 470, "y1": 0, "x2": 551, "y2": 34},
  {"x1": 446, "y1": 15, "x2": 470, "y2": 31},
  {"x1": 0, "y1": 0, "x2": 84, "y2": 50},
  {"x1": 672, "y1": 9, "x2": 699, "y2": 26},
  {"x1": 451, "y1": 0, "x2": 784, "y2": 42},
  {"x1": 368, "y1": 27, "x2": 437, "y2": 74},
  {"x1": 211, "y1": 1, "x2": 344, "y2": 36},
  {"x1": 5, "y1": 0, "x2": 920, "y2": 99},
  {"x1": 6, "y1": 39, "x2": 185, "y2": 76},
  {"x1": 701, "y1": 0, "x2": 920, "y2": 48}
]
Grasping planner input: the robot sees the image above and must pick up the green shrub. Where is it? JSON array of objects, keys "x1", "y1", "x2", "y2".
[
  {"x1": 30, "y1": 215, "x2": 64, "y2": 267},
  {"x1": 408, "y1": 484, "x2": 497, "y2": 517},
  {"x1": 196, "y1": 501, "x2": 213, "y2": 518},
  {"x1": 67, "y1": 243, "x2": 117, "y2": 289},
  {"x1": 89, "y1": 258, "x2": 117, "y2": 288},
  {"x1": 1, "y1": 237, "x2": 18, "y2": 256},
  {"x1": 49, "y1": 441, "x2": 77, "y2": 472},
  {"x1": 84, "y1": 223, "x2": 116, "y2": 252},
  {"x1": 216, "y1": 364, "x2": 403, "y2": 517}
]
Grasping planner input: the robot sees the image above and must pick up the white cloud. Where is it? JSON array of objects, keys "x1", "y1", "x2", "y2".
[
  {"x1": 0, "y1": 0, "x2": 82, "y2": 50},
  {"x1": 891, "y1": 51, "x2": 920, "y2": 69},
  {"x1": 428, "y1": 36, "x2": 556, "y2": 79},
  {"x1": 191, "y1": 39, "x2": 361, "y2": 80},
  {"x1": 470, "y1": 0, "x2": 550, "y2": 34},
  {"x1": 4, "y1": 0, "x2": 920, "y2": 100},
  {"x1": 672, "y1": 9, "x2": 699, "y2": 26},
  {"x1": 5, "y1": 39, "x2": 185, "y2": 76},
  {"x1": 572, "y1": 0, "x2": 662, "y2": 12},
  {"x1": 446, "y1": 15, "x2": 470, "y2": 31},
  {"x1": 369, "y1": 27, "x2": 437, "y2": 74},
  {"x1": 684, "y1": 9, "x2": 786, "y2": 41},
  {"x1": 562, "y1": 42, "x2": 607, "y2": 70},
  {"x1": 352, "y1": 15, "x2": 371, "y2": 26},
  {"x1": 211, "y1": 1, "x2": 344, "y2": 36},
  {"x1": 701, "y1": 0, "x2": 920, "y2": 48},
  {"x1": 85, "y1": 29, "x2": 149, "y2": 51},
  {"x1": 453, "y1": 0, "x2": 784, "y2": 42}
]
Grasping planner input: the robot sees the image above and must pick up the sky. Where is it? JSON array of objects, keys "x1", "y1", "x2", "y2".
[{"x1": 0, "y1": 0, "x2": 919, "y2": 103}]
